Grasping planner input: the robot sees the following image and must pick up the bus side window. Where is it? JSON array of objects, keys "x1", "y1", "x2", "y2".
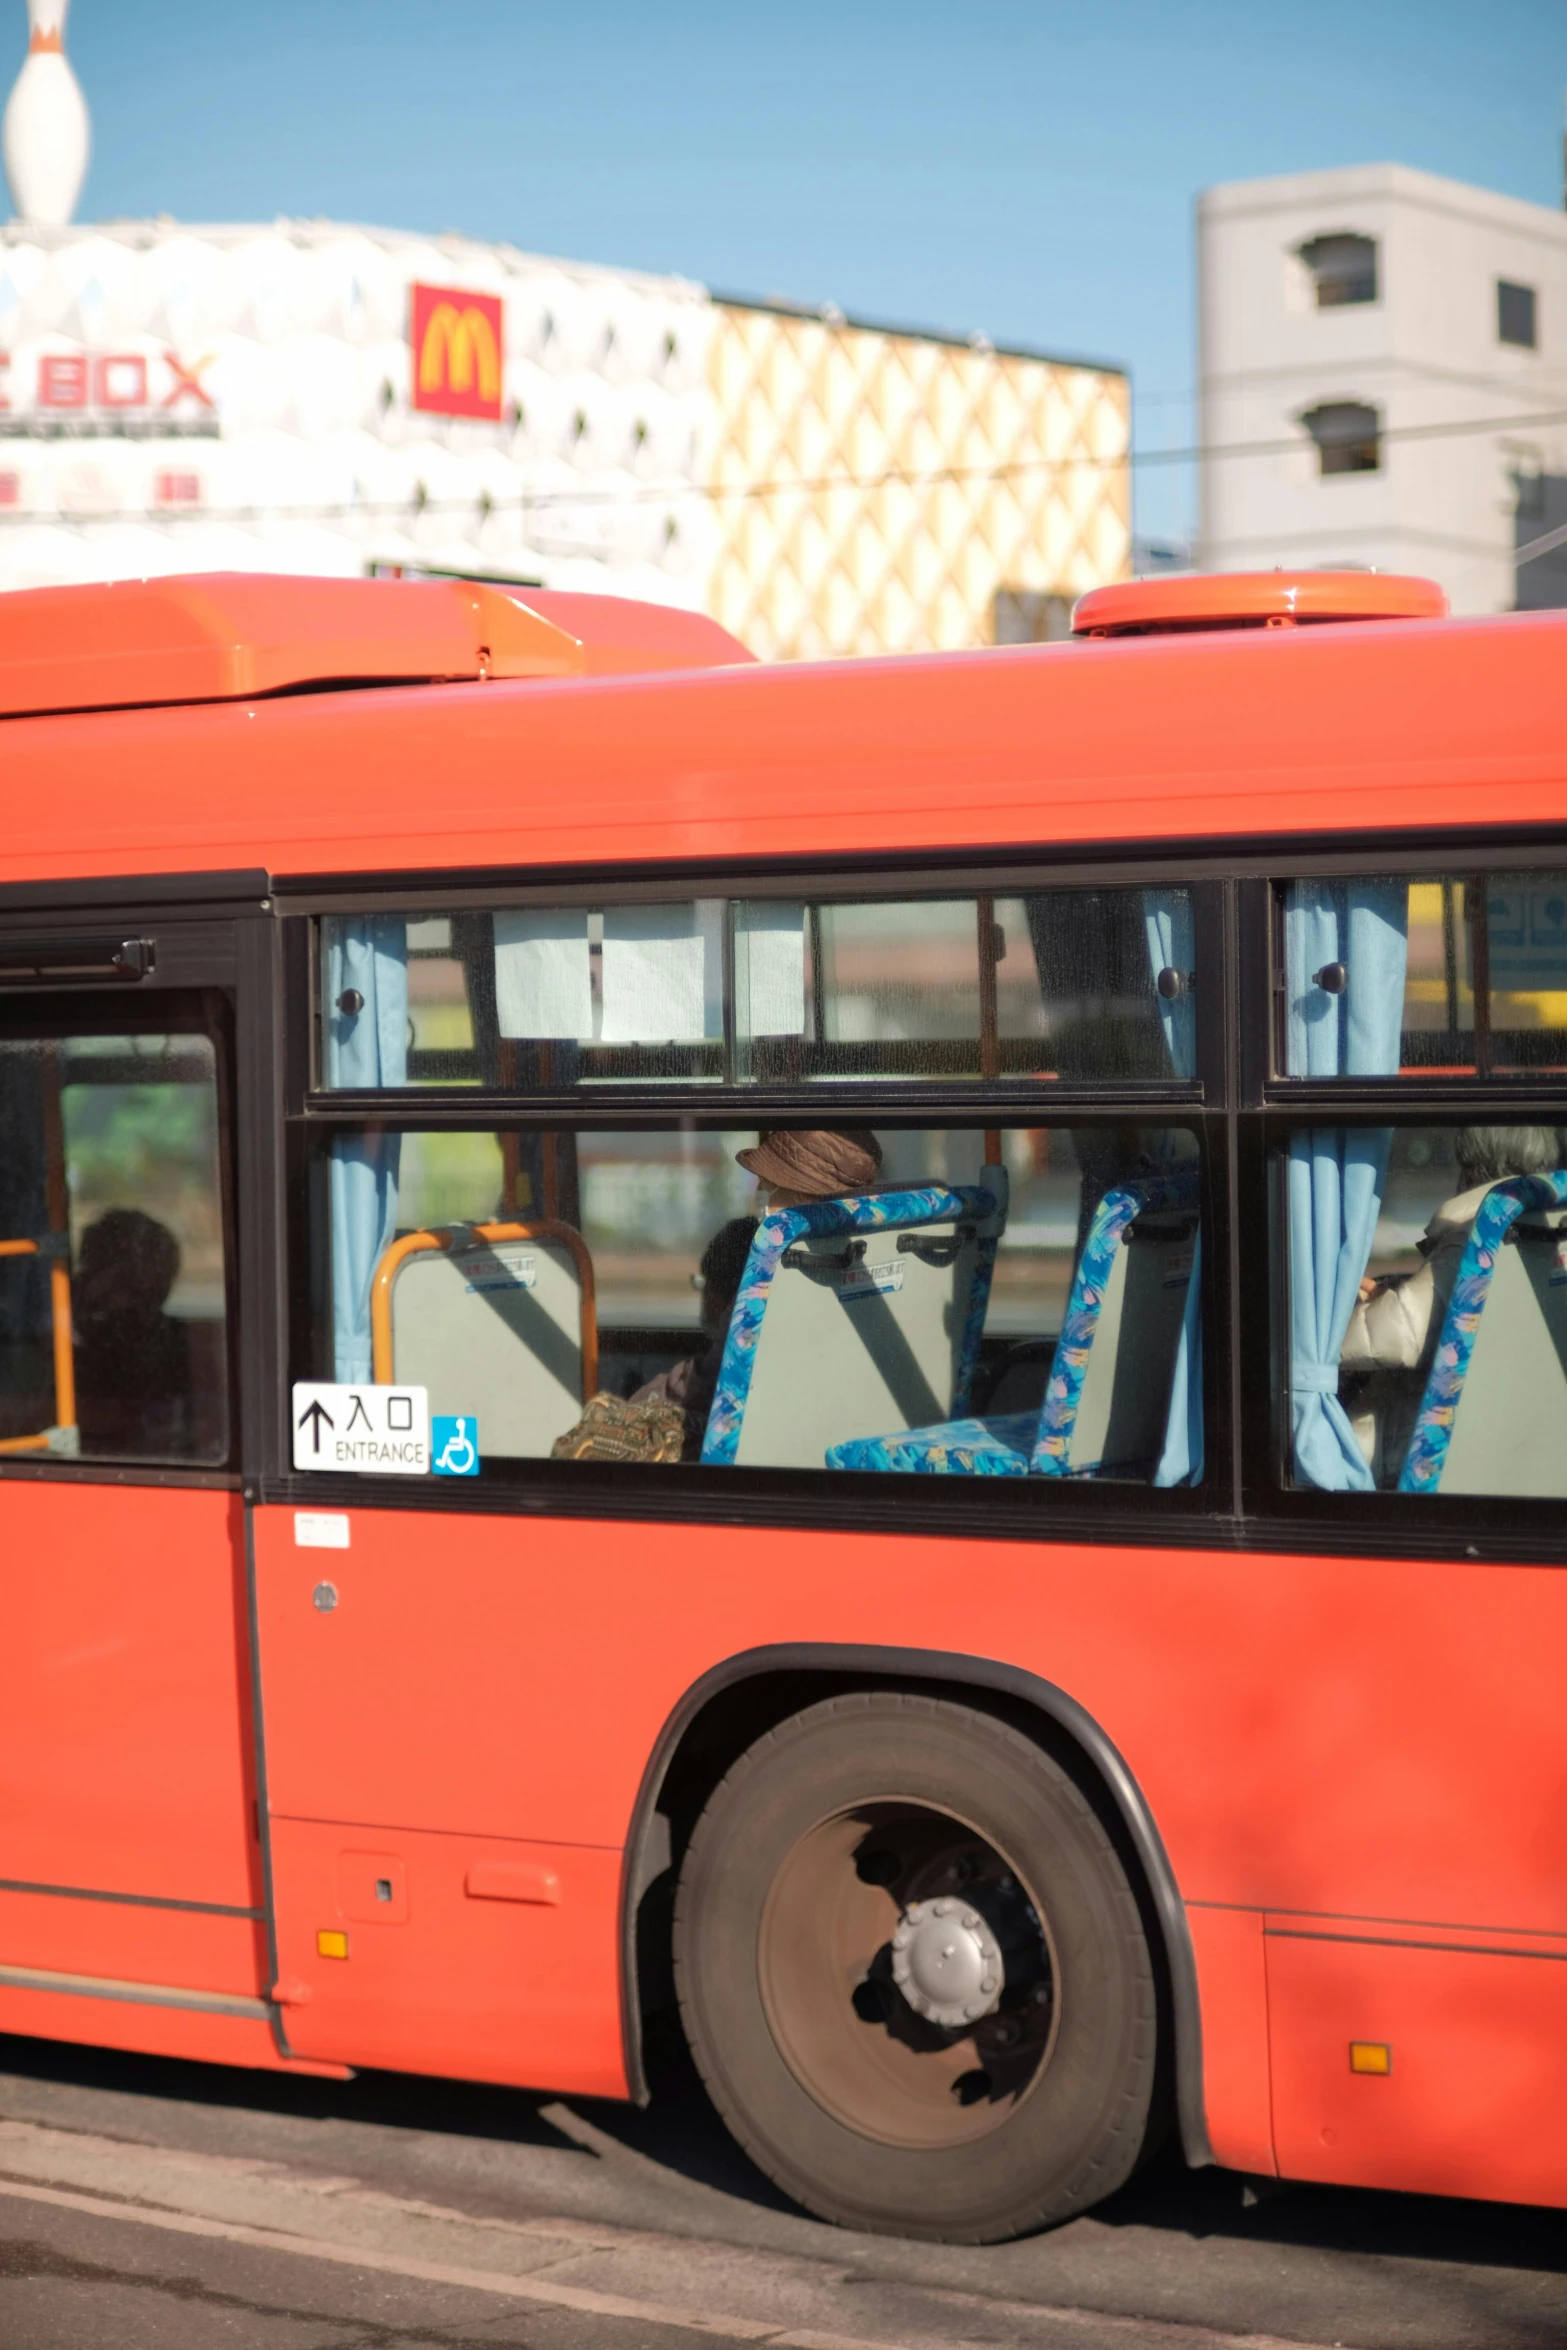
[
  {"x1": 0, "y1": 1033, "x2": 230, "y2": 1467},
  {"x1": 324, "y1": 1123, "x2": 1204, "y2": 1490},
  {"x1": 1281, "y1": 1121, "x2": 1567, "y2": 1496}
]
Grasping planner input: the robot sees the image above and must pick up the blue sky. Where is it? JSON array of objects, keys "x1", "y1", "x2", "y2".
[{"x1": 55, "y1": 0, "x2": 1567, "y2": 541}]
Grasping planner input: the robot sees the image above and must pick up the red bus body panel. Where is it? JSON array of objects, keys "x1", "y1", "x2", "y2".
[{"x1": 252, "y1": 1504, "x2": 1567, "y2": 2199}]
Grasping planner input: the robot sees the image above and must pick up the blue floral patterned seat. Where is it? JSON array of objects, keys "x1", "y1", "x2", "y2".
[
  {"x1": 1398, "y1": 1170, "x2": 1567, "y2": 1495},
  {"x1": 827, "y1": 1168, "x2": 1200, "y2": 1478},
  {"x1": 700, "y1": 1183, "x2": 1003, "y2": 1469}
]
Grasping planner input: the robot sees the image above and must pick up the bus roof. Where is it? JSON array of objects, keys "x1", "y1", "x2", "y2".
[{"x1": 0, "y1": 582, "x2": 1561, "y2": 893}]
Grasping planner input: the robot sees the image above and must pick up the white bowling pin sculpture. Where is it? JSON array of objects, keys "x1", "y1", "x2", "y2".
[{"x1": 3, "y1": 0, "x2": 88, "y2": 228}]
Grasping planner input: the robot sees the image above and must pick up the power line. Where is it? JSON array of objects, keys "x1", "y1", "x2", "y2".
[
  {"x1": 3, "y1": 403, "x2": 1564, "y2": 527},
  {"x1": 1515, "y1": 513, "x2": 1567, "y2": 571}
]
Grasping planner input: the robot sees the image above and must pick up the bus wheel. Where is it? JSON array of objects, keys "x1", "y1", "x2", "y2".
[{"x1": 672, "y1": 1690, "x2": 1156, "y2": 2242}]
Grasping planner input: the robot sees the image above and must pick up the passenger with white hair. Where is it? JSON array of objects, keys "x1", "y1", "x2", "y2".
[{"x1": 1344, "y1": 1125, "x2": 1559, "y2": 1374}]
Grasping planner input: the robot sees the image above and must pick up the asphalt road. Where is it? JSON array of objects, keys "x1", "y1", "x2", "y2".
[{"x1": 0, "y1": 2023, "x2": 1563, "y2": 2350}]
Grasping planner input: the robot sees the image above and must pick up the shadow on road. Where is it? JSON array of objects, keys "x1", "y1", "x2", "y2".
[{"x1": 4, "y1": 2019, "x2": 1566, "y2": 2289}]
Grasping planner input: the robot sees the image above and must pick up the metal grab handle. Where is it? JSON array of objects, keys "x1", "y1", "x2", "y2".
[
  {"x1": 781, "y1": 1239, "x2": 866, "y2": 1276},
  {"x1": 896, "y1": 1226, "x2": 975, "y2": 1266}
]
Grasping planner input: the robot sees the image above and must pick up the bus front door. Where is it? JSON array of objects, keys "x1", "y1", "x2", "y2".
[{"x1": 0, "y1": 968, "x2": 268, "y2": 2034}]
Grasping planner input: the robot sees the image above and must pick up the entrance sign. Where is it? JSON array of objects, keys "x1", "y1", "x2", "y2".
[{"x1": 292, "y1": 1382, "x2": 429, "y2": 1474}]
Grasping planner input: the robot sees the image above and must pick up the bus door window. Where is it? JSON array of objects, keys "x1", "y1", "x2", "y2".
[{"x1": 0, "y1": 1031, "x2": 229, "y2": 1465}]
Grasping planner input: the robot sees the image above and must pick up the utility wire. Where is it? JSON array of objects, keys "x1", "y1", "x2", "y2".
[
  {"x1": 1514, "y1": 513, "x2": 1567, "y2": 571},
  {"x1": 4, "y1": 403, "x2": 1565, "y2": 526}
]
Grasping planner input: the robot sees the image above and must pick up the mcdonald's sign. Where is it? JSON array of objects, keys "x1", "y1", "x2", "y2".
[{"x1": 410, "y1": 283, "x2": 505, "y2": 420}]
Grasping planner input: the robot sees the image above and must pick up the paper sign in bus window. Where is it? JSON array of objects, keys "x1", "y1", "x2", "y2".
[
  {"x1": 494, "y1": 909, "x2": 592, "y2": 1040},
  {"x1": 735, "y1": 902, "x2": 806, "y2": 1038},
  {"x1": 601, "y1": 904, "x2": 722, "y2": 1043}
]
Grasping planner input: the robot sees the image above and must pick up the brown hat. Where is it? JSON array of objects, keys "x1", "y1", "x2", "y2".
[{"x1": 736, "y1": 1127, "x2": 883, "y2": 1199}]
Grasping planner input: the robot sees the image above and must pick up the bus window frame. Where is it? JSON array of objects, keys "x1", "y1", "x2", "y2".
[
  {"x1": 0, "y1": 981, "x2": 243, "y2": 1489},
  {"x1": 274, "y1": 861, "x2": 1235, "y2": 1536},
  {"x1": 270, "y1": 836, "x2": 1567, "y2": 1562},
  {"x1": 1263, "y1": 844, "x2": 1567, "y2": 1094},
  {"x1": 1253, "y1": 1095, "x2": 1567, "y2": 1547},
  {"x1": 288, "y1": 862, "x2": 1223, "y2": 1115},
  {"x1": 1242, "y1": 844, "x2": 1567, "y2": 1550}
]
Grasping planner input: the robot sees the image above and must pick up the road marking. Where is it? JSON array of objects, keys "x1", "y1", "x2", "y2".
[{"x1": 0, "y1": 2170, "x2": 1358, "y2": 2350}]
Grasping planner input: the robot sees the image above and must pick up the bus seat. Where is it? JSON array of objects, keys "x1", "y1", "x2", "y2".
[
  {"x1": 1399, "y1": 1171, "x2": 1567, "y2": 1496},
  {"x1": 827, "y1": 1170, "x2": 1199, "y2": 1478},
  {"x1": 699, "y1": 1180, "x2": 1004, "y2": 1471},
  {"x1": 371, "y1": 1219, "x2": 597, "y2": 1459}
]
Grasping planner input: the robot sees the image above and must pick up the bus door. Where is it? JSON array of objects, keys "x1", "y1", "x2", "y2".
[{"x1": 0, "y1": 929, "x2": 266, "y2": 2017}]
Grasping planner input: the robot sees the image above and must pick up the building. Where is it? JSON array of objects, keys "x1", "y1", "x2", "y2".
[
  {"x1": 1198, "y1": 163, "x2": 1567, "y2": 614},
  {"x1": 0, "y1": 218, "x2": 1131, "y2": 656}
]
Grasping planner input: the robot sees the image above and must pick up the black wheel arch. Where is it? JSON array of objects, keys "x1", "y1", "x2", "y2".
[{"x1": 618, "y1": 1642, "x2": 1213, "y2": 2169}]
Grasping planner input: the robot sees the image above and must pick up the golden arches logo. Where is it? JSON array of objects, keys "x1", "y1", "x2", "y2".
[
  {"x1": 409, "y1": 284, "x2": 505, "y2": 419},
  {"x1": 418, "y1": 303, "x2": 501, "y2": 403}
]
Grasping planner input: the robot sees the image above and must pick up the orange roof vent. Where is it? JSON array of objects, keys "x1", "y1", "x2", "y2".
[
  {"x1": 1071, "y1": 570, "x2": 1448, "y2": 639},
  {"x1": 0, "y1": 572, "x2": 755, "y2": 719}
]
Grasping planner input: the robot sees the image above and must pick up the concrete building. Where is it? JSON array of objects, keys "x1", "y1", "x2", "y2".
[{"x1": 1198, "y1": 163, "x2": 1567, "y2": 614}]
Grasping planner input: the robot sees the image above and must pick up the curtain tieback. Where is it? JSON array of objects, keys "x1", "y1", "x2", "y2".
[{"x1": 1292, "y1": 1364, "x2": 1342, "y2": 1394}]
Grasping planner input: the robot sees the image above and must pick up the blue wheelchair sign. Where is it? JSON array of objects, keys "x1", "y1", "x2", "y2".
[{"x1": 431, "y1": 1416, "x2": 480, "y2": 1476}]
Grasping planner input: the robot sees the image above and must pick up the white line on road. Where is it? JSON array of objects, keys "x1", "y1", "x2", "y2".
[{"x1": 0, "y1": 2171, "x2": 1355, "y2": 2350}]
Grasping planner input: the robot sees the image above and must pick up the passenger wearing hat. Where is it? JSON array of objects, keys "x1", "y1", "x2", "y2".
[
  {"x1": 626, "y1": 1130, "x2": 885, "y2": 1458},
  {"x1": 736, "y1": 1126, "x2": 883, "y2": 1212}
]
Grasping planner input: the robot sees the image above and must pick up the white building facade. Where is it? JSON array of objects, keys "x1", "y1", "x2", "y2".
[
  {"x1": 0, "y1": 218, "x2": 1130, "y2": 657},
  {"x1": 1198, "y1": 163, "x2": 1567, "y2": 615},
  {"x1": 0, "y1": 219, "x2": 719, "y2": 607}
]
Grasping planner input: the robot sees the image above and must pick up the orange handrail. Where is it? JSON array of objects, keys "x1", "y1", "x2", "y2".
[
  {"x1": 41, "y1": 1044, "x2": 75, "y2": 1434},
  {"x1": 370, "y1": 1220, "x2": 598, "y2": 1400},
  {"x1": 0, "y1": 1045, "x2": 78, "y2": 1452},
  {"x1": 0, "y1": 1230, "x2": 76, "y2": 1452}
]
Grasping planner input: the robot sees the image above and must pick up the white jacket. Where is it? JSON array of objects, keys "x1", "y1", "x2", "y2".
[{"x1": 1340, "y1": 1181, "x2": 1496, "y2": 1373}]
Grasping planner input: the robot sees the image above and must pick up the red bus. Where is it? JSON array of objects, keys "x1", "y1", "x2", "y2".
[{"x1": 1, "y1": 565, "x2": 1564, "y2": 2243}]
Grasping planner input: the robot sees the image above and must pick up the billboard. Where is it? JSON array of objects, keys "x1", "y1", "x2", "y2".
[{"x1": 410, "y1": 283, "x2": 504, "y2": 421}]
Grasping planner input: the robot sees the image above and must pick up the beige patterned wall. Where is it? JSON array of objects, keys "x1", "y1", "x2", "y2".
[{"x1": 705, "y1": 300, "x2": 1130, "y2": 661}]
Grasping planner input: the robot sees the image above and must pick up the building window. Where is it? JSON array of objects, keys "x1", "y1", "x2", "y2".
[
  {"x1": 1297, "y1": 232, "x2": 1378, "y2": 308},
  {"x1": 1300, "y1": 401, "x2": 1382, "y2": 476},
  {"x1": 1498, "y1": 281, "x2": 1537, "y2": 349},
  {"x1": 1510, "y1": 451, "x2": 1545, "y2": 523}
]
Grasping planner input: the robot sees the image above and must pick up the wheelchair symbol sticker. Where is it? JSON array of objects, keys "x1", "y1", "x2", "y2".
[{"x1": 432, "y1": 1416, "x2": 480, "y2": 1476}]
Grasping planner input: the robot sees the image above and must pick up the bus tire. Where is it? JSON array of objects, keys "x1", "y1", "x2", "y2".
[{"x1": 672, "y1": 1689, "x2": 1156, "y2": 2242}]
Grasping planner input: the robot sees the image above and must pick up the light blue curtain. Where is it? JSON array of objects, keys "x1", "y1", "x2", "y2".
[
  {"x1": 1143, "y1": 892, "x2": 1203, "y2": 1487},
  {"x1": 1285, "y1": 881, "x2": 1407, "y2": 1490},
  {"x1": 327, "y1": 918, "x2": 407, "y2": 1381}
]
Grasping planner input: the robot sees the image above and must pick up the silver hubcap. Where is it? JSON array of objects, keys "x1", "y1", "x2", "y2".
[{"x1": 890, "y1": 1895, "x2": 1004, "y2": 2028}]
